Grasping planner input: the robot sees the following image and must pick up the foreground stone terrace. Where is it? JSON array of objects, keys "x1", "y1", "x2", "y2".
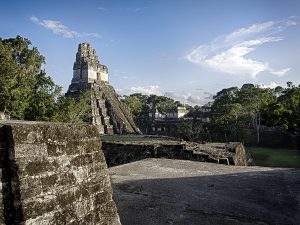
[{"x1": 109, "y1": 158, "x2": 300, "y2": 225}]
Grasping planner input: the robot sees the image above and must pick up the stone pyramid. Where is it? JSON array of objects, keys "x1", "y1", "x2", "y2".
[{"x1": 66, "y1": 43, "x2": 141, "y2": 135}]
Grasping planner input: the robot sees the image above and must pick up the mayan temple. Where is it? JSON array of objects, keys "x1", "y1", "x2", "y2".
[{"x1": 66, "y1": 43, "x2": 141, "y2": 135}]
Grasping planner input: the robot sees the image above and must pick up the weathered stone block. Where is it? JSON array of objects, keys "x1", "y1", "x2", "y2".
[
  {"x1": 25, "y1": 160, "x2": 59, "y2": 176},
  {"x1": 46, "y1": 142, "x2": 67, "y2": 156},
  {"x1": 14, "y1": 143, "x2": 48, "y2": 159},
  {"x1": 70, "y1": 153, "x2": 94, "y2": 167},
  {"x1": 0, "y1": 121, "x2": 121, "y2": 225}
]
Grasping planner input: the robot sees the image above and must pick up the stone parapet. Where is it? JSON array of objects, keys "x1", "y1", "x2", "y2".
[
  {"x1": 0, "y1": 121, "x2": 121, "y2": 225},
  {"x1": 101, "y1": 135, "x2": 251, "y2": 167}
]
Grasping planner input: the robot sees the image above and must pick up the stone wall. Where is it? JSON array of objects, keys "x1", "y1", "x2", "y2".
[
  {"x1": 0, "y1": 121, "x2": 120, "y2": 225},
  {"x1": 102, "y1": 136, "x2": 250, "y2": 167}
]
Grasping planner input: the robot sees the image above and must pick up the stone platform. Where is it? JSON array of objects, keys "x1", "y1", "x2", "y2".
[
  {"x1": 109, "y1": 158, "x2": 300, "y2": 225},
  {"x1": 102, "y1": 135, "x2": 251, "y2": 167}
]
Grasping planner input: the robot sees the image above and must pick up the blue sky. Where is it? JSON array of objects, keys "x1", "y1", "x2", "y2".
[{"x1": 1, "y1": 0, "x2": 299, "y2": 105}]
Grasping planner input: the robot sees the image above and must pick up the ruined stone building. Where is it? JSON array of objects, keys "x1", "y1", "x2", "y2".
[{"x1": 66, "y1": 43, "x2": 141, "y2": 135}]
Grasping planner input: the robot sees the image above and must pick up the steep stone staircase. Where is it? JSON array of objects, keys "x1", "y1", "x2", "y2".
[
  {"x1": 91, "y1": 84, "x2": 114, "y2": 134},
  {"x1": 96, "y1": 81, "x2": 141, "y2": 134}
]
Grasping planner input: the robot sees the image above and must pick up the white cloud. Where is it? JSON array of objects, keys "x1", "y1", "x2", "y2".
[
  {"x1": 186, "y1": 17, "x2": 297, "y2": 78},
  {"x1": 127, "y1": 7, "x2": 148, "y2": 13},
  {"x1": 187, "y1": 80, "x2": 198, "y2": 84},
  {"x1": 259, "y1": 82, "x2": 280, "y2": 89},
  {"x1": 187, "y1": 95, "x2": 203, "y2": 104},
  {"x1": 122, "y1": 76, "x2": 136, "y2": 80},
  {"x1": 30, "y1": 16, "x2": 101, "y2": 39},
  {"x1": 118, "y1": 87, "x2": 210, "y2": 105},
  {"x1": 111, "y1": 69, "x2": 136, "y2": 80},
  {"x1": 131, "y1": 85, "x2": 161, "y2": 95},
  {"x1": 97, "y1": 7, "x2": 108, "y2": 11},
  {"x1": 164, "y1": 91, "x2": 187, "y2": 101},
  {"x1": 268, "y1": 68, "x2": 291, "y2": 77},
  {"x1": 131, "y1": 7, "x2": 148, "y2": 13},
  {"x1": 119, "y1": 85, "x2": 162, "y2": 96},
  {"x1": 121, "y1": 7, "x2": 148, "y2": 13},
  {"x1": 164, "y1": 91, "x2": 209, "y2": 105}
]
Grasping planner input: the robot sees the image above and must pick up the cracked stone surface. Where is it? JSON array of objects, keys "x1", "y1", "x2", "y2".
[{"x1": 109, "y1": 158, "x2": 300, "y2": 225}]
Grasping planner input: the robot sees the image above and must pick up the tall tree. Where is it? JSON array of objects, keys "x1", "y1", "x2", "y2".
[
  {"x1": 24, "y1": 70, "x2": 61, "y2": 121},
  {"x1": 211, "y1": 87, "x2": 243, "y2": 141},
  {"x1": 0, "y1": 36, "x2": 44, "y2": 118},
  {"x1": 0, "y1": 35, "x2": 92, "y2": 123},
  {"x1": 123, "y1": 95, "x2": 143, "y2": 116},
  {"x1": 237, "y1": 87, "x2": 276, "y2": 144},
  {"x1": 265, "y1": 82, "x2": 300, "y2": 132}
]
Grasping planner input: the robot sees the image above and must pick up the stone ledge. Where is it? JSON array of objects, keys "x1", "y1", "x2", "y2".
[{"x1": 101, "y1": 135, "x2": 251, "y2": 167}]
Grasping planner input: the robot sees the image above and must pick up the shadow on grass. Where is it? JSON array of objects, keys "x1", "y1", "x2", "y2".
[{"x1": 248, "y1": 147, "x2": 300, "y2": 168}]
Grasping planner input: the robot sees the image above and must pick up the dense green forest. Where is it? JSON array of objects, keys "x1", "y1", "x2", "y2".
[
  {"x1": 211, "y1": 84, "x2": 300, "y2": 143},
  {"x1": 122, "y1": 83, "x2": 300, "y2": 144},
  {"x1": 0, "y1": 36, "x2": 90, "y2": 122}
]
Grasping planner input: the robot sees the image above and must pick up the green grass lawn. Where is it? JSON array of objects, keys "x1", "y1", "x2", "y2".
[{"x1": 247, "y1": 147, "x2": 300, "y2": 168}]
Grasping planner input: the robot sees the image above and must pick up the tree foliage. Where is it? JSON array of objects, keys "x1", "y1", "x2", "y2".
[
  {"x1": 55, "y1": 91, "x2": 92, "y2": 123},
  {"x1": 0, "y1": 36, "x2": 90, "y2": 123},
  {"x1": 24, "y1": 71, "x2": 62, "y2": 121},
  {"x1": 211, "y1": 87, "x2": 245, "y2": 141},
  {"x1": 0, "y1": 36, "x2": 47, "y2": 119},
  {"x1": 211, "y1": 83, "x2": 299, "y2": 143},
  {"x1": 122, "y1": 93, "x2": 186, "y2": 131},
  {"x1": 171, "y1": 120, "x2": 206, "y2": 141},
  {"x1": 264, "y1": 83, "x2": 300, "y2": 131}
]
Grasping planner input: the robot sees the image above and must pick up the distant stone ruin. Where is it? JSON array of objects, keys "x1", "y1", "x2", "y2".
[
  {"x1": 101, "y1": 135, "x2": 251, "y2": 167},
  {"x1": 66, "y1": 43, "x2": 141, "y2": 135}
]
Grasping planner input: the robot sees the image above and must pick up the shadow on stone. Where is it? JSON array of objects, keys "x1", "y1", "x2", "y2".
[
  {"x1": 1, "y1": 125, "x2": 24, "y2": 224},
  {"x1": 109, "y1": 159, "x2": 300, "y2": 225}
]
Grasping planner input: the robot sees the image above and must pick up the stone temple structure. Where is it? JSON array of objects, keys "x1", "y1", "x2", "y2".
[
  {"x1": 71, "y1": 43, "x2": 109, "y2": 84},
  {"x1": 66, "y1": 43, "x2": 141, "y2": 135}
]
